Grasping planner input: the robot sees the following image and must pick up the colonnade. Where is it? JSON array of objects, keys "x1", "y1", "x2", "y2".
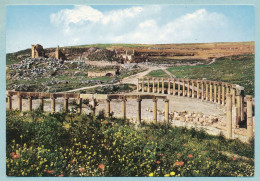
[
  {"x1": 6, "y1": 91, "x2": 169, "y2": 125},
  {"x1": 6, "y1": 88, "x2": 254, "y2": 141},
  {"x1": 137, "y1": 77, "x2": 254, "y2": 141}
]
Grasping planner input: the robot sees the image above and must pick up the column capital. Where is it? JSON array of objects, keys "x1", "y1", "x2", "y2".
[
  {"x1": 246, "y1": 95, "x2": 253, "y2": 101},
  {"x1": 164, "y1": 99, "x2": 169, "y2": 102},
  {"x1": 106, "y1": 98, "x2": 111, "y2": 102}
]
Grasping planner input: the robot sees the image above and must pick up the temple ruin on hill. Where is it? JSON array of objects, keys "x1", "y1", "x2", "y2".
[{"x1": 31, "y1": 44, "x2": 45, "y2": 58}]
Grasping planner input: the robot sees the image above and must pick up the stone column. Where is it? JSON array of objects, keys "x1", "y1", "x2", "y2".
[
  {"x1": 173, "y1": 79, "x2": 176, "y2": 95},
  {"x1": 137, "y1": 78, "x2": 139, "y2": 92},
  {"x1": 7, "y1": 94, "x2": 12, "y2": 110},
  {"x1": 168, "y1": 79, "x2": 171, "y2": 95},
  {"x1": 162, "y1": 78, "x2": 165, "y2": 94},
  {"x1": 191, "y1": 80, "x2": 195, "y2": 98},
  {"x1": 178, "y1": 79, "x2": 181, "y2": 96},
  {"x1": 153, "y1": 98, "x2": 157, "y2": 124},
  {"x1": 40, "y1": 96, "x2": 44, "y2": 111},
  {"x1": 152, "y1": 78, "x2": 155, "y2": 93},
  {"x1": 142, "y1": 77, "x2": 144, "y2": 93},
  {"x1": 231, "y1": 87, "x2": 236, "y2": 105},
  {"x1": 226, "y1": 84, "x2": 229, "y2": 98},
  {"x1": 28, "y1": 96, "x2": 32, "y2": 111},
  {"x1": 201, "y1": 81, "x2": 204, "y2": 100},
  {"x1": 147, "y1": 79, "x2": 150, "y2": 93},
  {"x1": 77, "y1": 98, "x2": 82, "y2": 114},
  {"x1": 246, "y1": 96, "x2": 253, "y2": 141},
  {"x1": 106, "y1": 99, "x2": 111, "y2": 117},
  {"x1": 196, "y1": 80, "x2": 200, "y2": 99},
  {"x1": 122, "y1": 98, "x2": 127, "y2": 120},
  {"x1": 157, "y1": 78, "x2": 160, "y2": 93},
  {"x1": 187, "y1": 80, "x2": 190, "y2": 97},
  {"x1": 226, "y1": 94, "x2": 232, "y2": 139},
  {"x1": 137, "y1": 98, "x2": 142, "y2": 125},
  {"x1": 209, "y1": 82, "x2": 213, "y2": 102},
  {"x1": 222, "y1": 83, "x2": 225, "y2": 105},
  {"x1": 18, "y1": 93, "x2": 22, "y2": 112},
  {"x1": 64, "y1": 97, "x2": 69, "y2": 112},
  {"x1": 236, "y1": 95, "x2": 242, "y2": 127},
  {"x1": 241, "y1": 95, "x2": 245, "y2": 121},
  {"x1": 214, "y1": 82, "x2": 217, "y2": 103},
  {"x1": 218, "y1": 83, "x2": 221, "y2": 104},
  {"x1": 51, "y1": 95, "x2": 56, "y2": 113},
  {"x1": 165, "y1": 99, "x2": 169, "y2": 124},
  {"x1": 182, "y1": 79, "x2": 185, "y2": 97},
  {"x1": 205, "y1": 81, "x2": 209, "y2": 101}
]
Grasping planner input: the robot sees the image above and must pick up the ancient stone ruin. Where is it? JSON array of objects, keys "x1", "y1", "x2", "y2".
[{"x1": 31, "y1": 44, "x2": 45, "y2": 58}]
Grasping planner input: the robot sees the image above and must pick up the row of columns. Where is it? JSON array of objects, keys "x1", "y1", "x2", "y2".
[
  {"x1": 226, "y1": 94, "x2": 254, "y2": 141},
  {"x1": 105, "y1": 97, "x2": 170, "y2": 125},
  {"x1": 138, "y1": 78, "x2": 241, "y2": 103},
  {"x1": 7, "y1": 93, "x2": 83, "y2": 114}
]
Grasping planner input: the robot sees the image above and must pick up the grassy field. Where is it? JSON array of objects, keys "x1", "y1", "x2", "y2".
[
  {"x1": 6, "y1": 110, "x2": 254, "y2": 177},
  {"x1": 147, "y1": 54, "x2": 254, "y2": 96},
  {"x1": 147, "y1": 70, "x2": 170, "y2": 78}
]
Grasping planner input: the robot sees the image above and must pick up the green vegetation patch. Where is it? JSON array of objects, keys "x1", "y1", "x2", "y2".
[
  {"x1": 147, "y1": 54, "x2": 254, "y2": 96},
  {"x1": 147, "y1": 70, "x2": 170, "y2": 78},
  {"x1": 6, "y1": 110, "x2": 254, "y2": 177},
  {"x1": 167, "y1": 54, "x2": 254, "y2": 96}
]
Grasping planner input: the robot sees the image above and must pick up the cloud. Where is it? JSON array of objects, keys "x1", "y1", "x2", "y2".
[{"x1": 50, "y1": 5, "x2": 228, "y2": 45}]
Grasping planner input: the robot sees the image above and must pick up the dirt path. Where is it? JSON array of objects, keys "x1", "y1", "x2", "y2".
[
  {"x1": 65, "y1": 64, "x2": 161, "y2": 93},
  {"x1": 208, "y1": 58, "x2": 216, "y2": 65}
]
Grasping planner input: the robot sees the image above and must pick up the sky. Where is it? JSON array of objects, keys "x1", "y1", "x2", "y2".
[{"x1": 6, "y1": 5, "x2": 254, "y2": 53}]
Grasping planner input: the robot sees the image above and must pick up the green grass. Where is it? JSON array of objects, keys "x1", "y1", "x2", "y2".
[
  {"x1": 147, "y1": 70, "x2": 170, "y2": 78},
  {"x1": 6, "y1": 110, "x2": 254, "y2": 177},
  {"x1": 146, "y1": 54, "x2": 254, "y2": 96}
]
